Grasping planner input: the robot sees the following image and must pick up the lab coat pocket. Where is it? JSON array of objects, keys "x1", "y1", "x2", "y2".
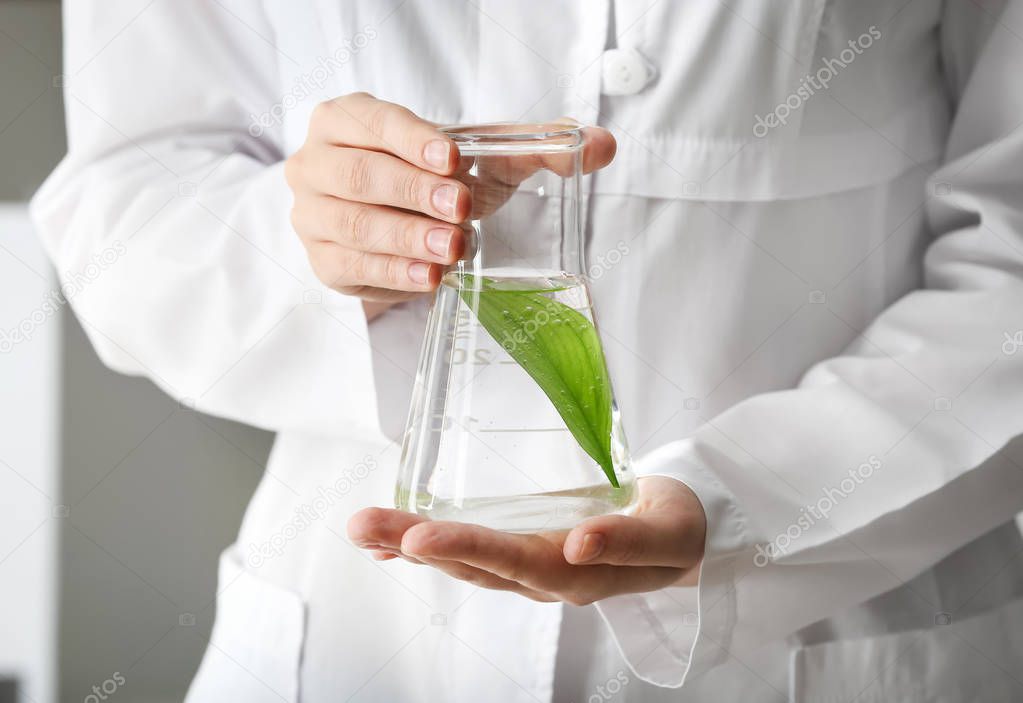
[
  {"x1": 791, "y1": 595, "x2": 1023, "y2": 702},
  {"x1": 185, "y1": 547, "x2": 305, "y2": 703}
]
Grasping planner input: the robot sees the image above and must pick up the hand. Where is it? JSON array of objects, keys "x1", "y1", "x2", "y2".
[
  {"x1": 285, "y1": 92, "x2": 616, "y2": 313},
  {"x1": 347, "y1": 477, "x2": 705, "y2": 605},
  {"x1": 286, "y1": 92, "x2": 470, "y2": 306}
]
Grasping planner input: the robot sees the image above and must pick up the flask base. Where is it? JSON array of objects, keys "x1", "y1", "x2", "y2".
[{"x1": 398, "y1": 481, "x2": 637, "y2": 533}]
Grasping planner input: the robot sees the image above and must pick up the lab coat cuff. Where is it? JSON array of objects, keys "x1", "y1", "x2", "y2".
[{"x1": 594, "y1": 438, "x2": 755, "y2": 687}]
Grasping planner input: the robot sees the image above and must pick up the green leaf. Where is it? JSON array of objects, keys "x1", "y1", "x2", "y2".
[{"x1": 458, "y1": 275, "x2": 618, "y2": 488}]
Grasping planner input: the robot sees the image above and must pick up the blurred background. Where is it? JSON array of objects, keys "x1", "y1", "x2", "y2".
[{"x1": 1, "y1": 2, "x2": 272, "y2": 701}]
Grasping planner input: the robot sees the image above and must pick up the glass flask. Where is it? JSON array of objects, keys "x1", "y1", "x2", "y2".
[{"x1": 395, "y1": 122, "x2": 636, "y2": 532}]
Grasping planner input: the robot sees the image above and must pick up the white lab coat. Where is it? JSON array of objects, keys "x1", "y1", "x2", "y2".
[{"x1": 32, "y1": 0, "x2": 1023, "y2": 700}]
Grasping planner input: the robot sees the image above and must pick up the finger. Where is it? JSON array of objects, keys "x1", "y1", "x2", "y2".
[
  {"x1": 401, "y1": 521, "x2": 685, "y2": 603},
  {"x1": 347, "y1": 507, "x2": 428, "y2": 549},
  {"x1": 400, "y1": 521, "x2": 573, "y2": 593},
  {"x1": 417, "y1": 557, "x2": 557, "y2": 602},
  {"x1": 295, "y1": 195, "x2": 464, "y2": 264},
  {"x1": 310, "y1": 241, "x2": 443, "y2": 293},
  {"x1": 370, "y1": 548, "x2": 425, "y2": 565},
  {"x1": 306, "y1": 147, "x2": 470, "y2": 223},
  {"x1": 315, "y1": 93, "x2": 459, "y2": 175}
]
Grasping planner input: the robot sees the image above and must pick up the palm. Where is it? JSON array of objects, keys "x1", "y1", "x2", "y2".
[{"x1": 347, "y1": 476, "x2": 705, "y2": 604}]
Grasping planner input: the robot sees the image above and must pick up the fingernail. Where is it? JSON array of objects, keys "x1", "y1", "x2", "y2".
[
  {"x1": 408, "y1": 261, "x2": 431, "y2": 285},
  {"x1": 431, "y1": 184, "x2": 457, "y2": 217},
  {"x1": 576, "y1": 533, "x2": 605, "y2": 563},
  {"x1": 426, "y1": 228, "x2": 452, "y2": 258},
  {"x1": 423, "y1": 140, "x2": 451, "y2": 169}
]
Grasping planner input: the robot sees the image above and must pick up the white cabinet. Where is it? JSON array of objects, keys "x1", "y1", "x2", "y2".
[{"x1": 0, "y1": 203, "x2": 59, "y2": 703}]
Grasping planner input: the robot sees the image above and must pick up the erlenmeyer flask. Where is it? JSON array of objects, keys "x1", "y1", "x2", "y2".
[{"x1": 395, "y1": 122, "x2": 636, "y2": 532}]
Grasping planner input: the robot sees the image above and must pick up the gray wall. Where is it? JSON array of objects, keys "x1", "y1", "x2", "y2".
[
  {"x1": 59, "y1": 323, "x2": 270, "y2": 703},
  {"x1": 0, "y1": 2, "x2": 271, "y2": 701},
  {"x1": 0, "y1": 1, "x2": 65, "y2": 200}
]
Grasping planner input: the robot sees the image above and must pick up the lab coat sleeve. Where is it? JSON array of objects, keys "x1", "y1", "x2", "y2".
[
  {"x1": 29, "y1": 1, "x2": 379, "y2": 435},
  {"x1": 595, "y1": 0, "x2": 1023, "y2": 687}
]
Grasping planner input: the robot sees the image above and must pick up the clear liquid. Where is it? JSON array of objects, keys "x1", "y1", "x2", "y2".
[
  {"x1": 395, "y1": 269, "x2": 636, "y2": 532},
  {"x1": 410, "y1": 484, "x2": 636, "y2": 534}
]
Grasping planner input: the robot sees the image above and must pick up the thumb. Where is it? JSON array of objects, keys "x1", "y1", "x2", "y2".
[
  {"x1": 562, "y1": 478, "x2": 705, "y2": 568},
  {"x1": 562, "y1": 514, "x2": 692, "y2": 567},
  {"x1": 552, "y1": 118, "x2": 616, "y2": 173},
  {"x1": 580, "y1": 126, "x2": 616, "y2": 173}
]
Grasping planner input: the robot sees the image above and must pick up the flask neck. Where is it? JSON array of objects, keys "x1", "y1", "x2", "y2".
[{"x1": 453, "y1": 146, "x2": 584, "y2": 279}]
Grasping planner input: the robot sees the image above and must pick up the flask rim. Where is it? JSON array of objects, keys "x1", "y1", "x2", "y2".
[{"x1": 439, "y1": 122, "x2": 583, "y2": 153}]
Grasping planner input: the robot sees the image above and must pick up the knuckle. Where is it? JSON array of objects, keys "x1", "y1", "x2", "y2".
[
  {"x1": 386, "y1": 218, "x2": 415, "y2": 255},
  {"x1": 343, "y1": 91, "x2": 374, "y2": 103},
  {"x1": 343, "y1": 205, "x2": 374, "y2": 247},
  {"x1": 382, "y1": 256, "x2": 405, "y2": 287},
  {"x1": 342, "y1": 154, "x2": 374, "y2": 197},
  {"x1": 363, "y1": 103, "x2": 391, "y2": 138},
  {"x1": 325, "y1": 201, "x2": 346, "y2": 236},
  {"x1": 395, "y1": 171, "x2": 425, "y2": 207},
  {"x1": 311, "y1": 100, "x2": 335, "y2": 129},
  {"x1": 310, "y1": 101, "x2": 328, "y2": 124},
  {"x1": 348, "y1": 253, "x2": 371, "y2": 284}
]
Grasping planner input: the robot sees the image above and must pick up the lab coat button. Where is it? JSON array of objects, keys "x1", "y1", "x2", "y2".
[{"x1": 601, "y1": 48, "x2": 653, "y2": 96}]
